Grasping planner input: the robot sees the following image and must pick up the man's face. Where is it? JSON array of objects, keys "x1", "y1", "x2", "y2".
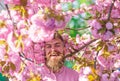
[
  {"x1": 45, "y1": 38, "x2": 65, "y2": 60},
  {"x1": 44, "y1": 38, "x2": 65, "y2": 72}
]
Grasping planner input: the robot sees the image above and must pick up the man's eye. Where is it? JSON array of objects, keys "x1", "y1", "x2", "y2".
[
  {"x1": 55, "y1": 44, "x2": 61, "y2": 47},
  {"x1": 46, "y1": 45, "x2": 51, "y2": 48}
]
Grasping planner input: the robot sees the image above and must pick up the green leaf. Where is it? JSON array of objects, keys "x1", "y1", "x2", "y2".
[
  {"x1": 78, "y1": 29, "x2": 90, "y2": 36},
  {"x1": 69, "y1": 20, "x2": 75, "y2": 28},
  {"x1": 64, "y1": 60, "x2": 75, "y2": 68},
  {"x1": 77, "y1": 0, "x2": 86, "y2": 4},
  {"x1": 69, "y1": 30, "x2": 78, "y2": 37},
  {"x1": 77, "y1": 0, "x2": 95, "y2": 5},
  {"x1": 61, "y1": 2, "x2": 72, "y2": 11},
  {"x1": 77, "y1": 20, "x2": 87, "y2": 28},
  {"x1": 80, "y1": 12, "x2": 92, "y2": 20},
  {"x1": 72, "y1": 0, "x2": 80, "y2": 9},
  {"x1": 0, "y1": 73, "x2": 9, "y2": 81}
]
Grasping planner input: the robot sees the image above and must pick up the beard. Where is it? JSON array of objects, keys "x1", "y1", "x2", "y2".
[{"x1": 45, "y1": 52, "x2": 64, "y2": 73}]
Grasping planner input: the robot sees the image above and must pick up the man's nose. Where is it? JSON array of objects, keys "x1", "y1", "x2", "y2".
[{"x1": 51, "y1": 46, "x2": 56, "y2": 52}]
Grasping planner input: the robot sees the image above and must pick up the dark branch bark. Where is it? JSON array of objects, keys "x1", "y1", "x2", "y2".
[
  {"x1": 107, "y1": 0, "x2": 116, "y2": 21},
  {"x1": 19, "y1": 52, "x2": 34, "y2": 63},
  {"x1": 64, "y1": 39, "x2": 97, "y2": 58},
  {"x1": 94, "y1": 51, "x2": 99, "y2": 69},
  {"x1": 5, "y1": 4, "x2": 16, "y2": 28},
  {"x1": 5, "y1": 5, "x2": 12, "y2": 20},
  {"x1": 65, "y1": 26, "x2": 90, "y2": 31}
]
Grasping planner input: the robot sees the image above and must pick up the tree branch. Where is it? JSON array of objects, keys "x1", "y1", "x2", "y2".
[
  {"x1": 107, "y1": 0, "x2": 116, "y2": 21},
  {"x1": 64, "y1": 39, "x2": 97, "y2": 58},
  {"x1": 5, "y1": 4, "x2": 16, "y2": 28},
  {"x1": 94, "y1": 51, "x2": 99, "y2": 69},
  {"x1": 19, "y1": 52, "x2": 34, "y2": 63},
  {"x1": 65, "y1": 26, "x2": 90, "y2": 31}
]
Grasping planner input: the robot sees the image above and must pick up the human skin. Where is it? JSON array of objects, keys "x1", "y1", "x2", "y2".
[{"x1": 44, "y1": 38, "x2": 65, "y2": 72}]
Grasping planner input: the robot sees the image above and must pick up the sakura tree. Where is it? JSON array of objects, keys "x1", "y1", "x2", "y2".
[{"x1": 0, "y1": 0, "x2": 120, "y2": 81}]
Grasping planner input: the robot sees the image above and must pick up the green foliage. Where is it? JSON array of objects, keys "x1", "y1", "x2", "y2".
[
  {"x1": 61, "y1": 0, "x2": 94, "y2": 11},
  {"x1": 72, "y1": 0, "x2": 81, "y2": 9},
  {"x1": 67, "y1": 13, "x2": 91, "y2": 37},
  {"x1": 80, "y1": 12, "x2": 92, "y2": 20},
  {"x1": 62, "y1": 0, "x2": 93, "y2": 38},
  {"x1": 64, "y1": 60, "x2": 75, "y2": 68},
  {"x1": 77, "y1": 0, "x2": 95, "y2": 5},
  {"x1": 61, "y1": 2, "x2": 72, "y2": 11},
  {"x1": 0, "y1": 73, "x2": 8, "y2": 81}
]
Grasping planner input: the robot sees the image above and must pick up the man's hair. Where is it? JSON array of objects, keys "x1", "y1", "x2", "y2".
[{"x1": 53, "y1": 31, "x2": 64, "y2": 42}]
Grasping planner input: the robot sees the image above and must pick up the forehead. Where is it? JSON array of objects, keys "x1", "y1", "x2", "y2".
[{"x1": 45, "y1": 38, "x2": 63, "y2": 45}]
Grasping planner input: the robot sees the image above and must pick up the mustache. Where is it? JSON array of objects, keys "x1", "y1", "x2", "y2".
[{"x1": 48, "y1": 51, "x2": 62, "y2": 56}]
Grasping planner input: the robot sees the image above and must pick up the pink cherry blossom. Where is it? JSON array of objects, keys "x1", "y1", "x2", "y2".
[
  {"x1": 23, "y1": 45, "x2": 34, "y2": 61},
  {"x1": 34, "y1": 52, "x2": 45, "y2": 64},
  {"x1": 91, "y1": 20, "x2": 102, "y2": 30},
  {"x1": 45, "y1": 18, "x2": 56, "y2": 31},
  {"x1": 9, "y1": 52, "x2": 21, "y2": 72},
  {"x1": 28, "y1": 25, "x2": 54, "y2": 42},
  {"x1": 4, "y1": 0, "x2": 20, "y2": 5},
  {"x1": 97, "y1": 55, "x2": 107, "y2": 68},
  {"x1": 5, "y1": 20, "x2": 14, "y2": 29},
  {"x1": 17, "y1": 20, "x2": 26, "y2": 29},
  {"x1": 91, "y1": 28, "x2": 100, "y2": 38},
  {"x1": 10, "y1": 10, "x2": 22, "y2": 22},
  {"x1": 55, "y1": 19, "x2": 66, "y2": 29},
  {"x1": 1, "y1": 0, "x2": 120, "y2": 80},
  {"x1": 101, "y1": 73, "x2": 109, "y2": 81},
  {"x1": 79, "y1": 75, "x2": 89, "y2": 81},
  {"x1": 111, "y1": 9, "x2": 120, "y2": 18},
  {"x1": 31, "y1": 13, "x2": 45, "y2": 27},
  {"x1": 36, "y1": 0, "x2": 58, "y2": 7},
  {"x1": 7, "y1": 32, "x2": 21, "y2": 52},
  {"x1": 60, "y1": 0, "x2": 74, "y2": 2},
  {"x1": 102, "y1": 31, "x2": 113, "y2": 40},
  {"x1": 0, "y1": 47, "x2": 6, "y2": 60},
  {"x1": 114, "y1": 1, "x2": 120, "y2": 9},
  {"x1": 83, "y1": 67, "x2": 91, "y2": 75},
  {"x1": 106, "y1": 43, "x2": 117, "y2": 52},
  {"x1": 114, "y1": 60, "x2": 120, "y2": 68},
  {"x1": 109, "y1": 70, "x2": 120, "y2": 81},
  {"x1": 0, "y1": 27, "x2": 9, "y2": 39},
  {"x1": 106, "y1": 22, "x2": 113, "y2": 30},
  {"x1": 114, "y1": 28, "x2": 120, "y2": 36}
]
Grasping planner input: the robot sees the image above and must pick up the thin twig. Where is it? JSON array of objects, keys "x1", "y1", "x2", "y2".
[
  {"x1": 94, "y1": 51, "x2": 99, "y2": 69},
  {"x1": 65, "y1": 26, "x2": 90, "y2": 31},
  {"x1": 5, "y1": 5, "x2": 12, "y2": 20},
  {"x1": 64, "y1": 39, "x2": 97, "y2": 58},
  {"x1": 19, "y1": 52, "x2": 34, "y2": 63},
  {"x1": 112, "y1": 18, "x2": 120, "y2": 19},
  {"x1": 107, "y1": 0, "x2": 116, "y2": 21},
  {"x1": 5, "y1": 4, "x2": 16, "y2": 28}
]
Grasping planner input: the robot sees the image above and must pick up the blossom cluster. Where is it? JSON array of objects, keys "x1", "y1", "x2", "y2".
[{"x1": 0, "y1": 0, "x2": 120, "y2": 81}]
